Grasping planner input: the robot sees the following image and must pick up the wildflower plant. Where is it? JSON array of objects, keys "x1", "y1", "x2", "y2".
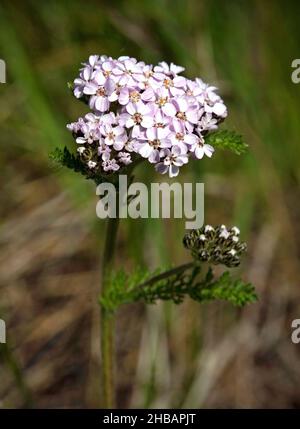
[{"x1": 51, "y1": 55, "x2": 256, "y2": 408}]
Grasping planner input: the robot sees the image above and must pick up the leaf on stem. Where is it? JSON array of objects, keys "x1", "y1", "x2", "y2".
[{"x1": 205, "y1": 130, "x2": 248, "y2": 155}]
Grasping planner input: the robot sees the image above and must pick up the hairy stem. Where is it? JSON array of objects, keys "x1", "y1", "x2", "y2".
[
  {"x1": 100, "y1": 216, "x2": 119, "y2": 408},
  {"x1": 135, "y1": 262, "x2": 195, "y2": 290},
  {"x1": 99, "y1": 158, "x2": 144, "y2": 407}
]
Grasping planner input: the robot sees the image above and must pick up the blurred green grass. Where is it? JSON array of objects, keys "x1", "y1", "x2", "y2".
[{"x1": 1, "y1": 0, "x2": 299, "y2": 223}]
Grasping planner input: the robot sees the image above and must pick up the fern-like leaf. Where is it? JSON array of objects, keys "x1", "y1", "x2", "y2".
[
  {"x1": 99, "y1": 264, "x2": 257, "y2": 312},
  {"x1": 205, "y1": 130, "x2": 248, "y2": 155},
  {"x1": 49, "y1": 146, "x2": 114, "y2": 185}
]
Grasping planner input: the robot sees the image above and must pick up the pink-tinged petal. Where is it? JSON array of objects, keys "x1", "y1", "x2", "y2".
[
  {"x1": 208, "y1": 92, "x2": 219, "y2": 103},
  {"x1": 149, "y1": 149, "x2": 160, "y2": 164},
  {"x1": 83, "y1": 82, "x2": 98, "y2": 95},
  {"x1": 95, "y1": 96, "x2": 109, "y2": 112},
  {"x1": 76, "y1": 137, "x2": 86, "y2": 144},
  {"x1": 170, "y1": 133, "x2": 179, "y2": 145},
  {"x1": 83, "y1": 66, "x2": 92, "y2": 81},
  {"x1": 74, "y1": 87, "x2": 83, "y2": 98},
  {"x1": 204, "y1": 105, "x2": 213, "y2": 114},
  {"x1": 173, "y1": 158, "x2": 184, "y2": 166},
  {"x1": 113, "y1": 126, "x2": 124, "y2": 136},
  {"x1": 124, "y1": 59, "x2": 134, "y2": 70},
  {"x1": 186, "y1": 109, "x2": 199, "y2": 124},
  {"x1": 104, "y1": 136, "x2": 113, "y2": 146},
  {"x1": 102, "y1": 151, "x2": 111, "y2": 161},
  {"x1": 179, "y1": 154, "x2": 189, "y2": 164},
  {"x1": 177, "y1": 143, "x2": 188, "y2": 154},
  {"x1": 184, "y1": 133, "x2": 198, "y2": 146},
  {"x1": 118, "y1": 113, "x2": 130, "y2": 126},
  {"x1": 146, "y1": 128, "x2": 156, "y2": 141},
  {"x1": 173, "y1": 76, "x2": 186, "y2": 88},
  {"x1": 162, "y1": 103, "x2": 177, "y2": 117},
  {"x1": 118, "y1": 88, "x2": 129, "y2": 105},
  {"x1": 160, "y1": 148, "x2": 171, "y2": 158},
  {"x1": 138, "y1": 102, "x2": 150, "y2": 115},
  {"x1": 139, "y1": 143, "x2": 153, "y2": 158},
  {"x1": 105, "y1": 78, "x2": 115, "y2": 94},
  {"x1": 171, "y1": 87, "x2": 185, "y2": 97},
  {"x1": 154, "y1": 109, "x2": 164, "y2": 122},
  {"x1": 169, "y1": 165, "x2": 180, "y2": 177},
  {"x1": 203, "y1": 144, "x2": 214, "y2": 157},
  {"x1": 94, "y1": 72, "x2": 106, "y2": 85},
  {"x1": 126, "y1": 118, "x2": 135, "y2": 128},
  {"x1": 153, "y1": 72, "x2": 165, "y2": 81},
  {"x1": 185, "y1": 122, "x2": 194, "y2": 133},
  {"x1": 108, "y1": 91, "x2": 118, "y2": 102},
  {"x1": 172, "y1": 119, "x2": 183, "y2": 133},
  {"x1": 213, "y1": 102, "x2": 227, "y2": 116},
  {"x1": 195, "y1": 146, "x2": 204, "y2": 159},
  {"x1": 170, "y1": 63, "x2": 185, "y2": 74},
  {"x1": 132, "y1": 125, "x2": 142, "y2": 138},
  {"x1": 134, "y1": 73, "x2": 146, "y2": 82},
  {"x1": 119, "y1": 75, "x2": 129, "y2": 86},
  {"x1": 74, "y1": 78, "x2": 84, "y2": 85},
  {"x1": 81, "y1": 123, "x2": 90, "y2": 134},
  {"x1": 102, "y1": 61, "x2": 112, "y2": 72},
  {"x1": 155, "y1": 162, "x2": 169, "y2": 175},
  {"x1": 176, "y1": 97, "x2": 188, "y2": 112},
  {"x1": 141, "y1": 116, "x2": 154, "y2": 128},
  {"x1": 113, "y1": 140, "x2": 125, "y2": 151},
  {"x1": 89, "y1": 55, "x2": 99, "y2": 67},
  {"x1": 85, "y1": 113, "x2": 96, "y2": 122},
  {"x1": 126, "y1": 102, "x2": 137, "y2": 115},
  {"x1": 112, "y1": 67, "x2": 124, "y2": 76},
  {"x1": 115, "y1": 133, "x2": 127, "y2": 144},
  {"x1": 156, "y1": 126, "x2": 168, "y2": 139},
  {"x1": 141, "y1": 87, "x2": 155, "y2": 102},
  {"x1": 99, "y1": 125, "x2": 105, "y2": 136},
  {"x1": 160, "y1": 138, "x2": 172, "y2": 148},
  {"x1": 171, "y1": 145, "x2": 181, "y2": 156}
]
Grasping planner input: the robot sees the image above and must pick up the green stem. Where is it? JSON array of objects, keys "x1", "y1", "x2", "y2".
[
  {"x1": 135, "y1": 262, "x2": 195, "y2": 290},
  {"x1": 99, "y1": 159, "x2": 144, "y2": 407},
  {"x1": 100, "y1": 216, "x2": 119, "y2": 408}
]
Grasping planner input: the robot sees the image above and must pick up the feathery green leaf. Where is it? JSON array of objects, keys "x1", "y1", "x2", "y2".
[{"x1": 205, "y1": 130, "x2": 248, "y2": 155}]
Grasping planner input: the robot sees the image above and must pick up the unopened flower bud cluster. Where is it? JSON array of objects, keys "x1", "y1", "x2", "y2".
[
  {"x1": 183, "y1": 225, "x2": 246, "y2": 267},
  {"x1": 67, "y1": 55, "x2": 227, "y2": 177}
]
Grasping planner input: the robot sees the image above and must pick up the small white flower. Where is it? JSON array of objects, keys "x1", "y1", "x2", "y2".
[
  {"x1": 219, "y1": 228, "x2": 230, "y2": 239},
  {"x1": 232, "y1": 236, "x2": 239, "y2": 243},
  {"x1": 102, "y1": 159, "x2": 120, "y2": 172},
  {"x1": 204, "y1": 225, "x2": 214, "y2": 233},
  {"x1": 231, "y1": 226, "x2": 240, "y2": 235},
  {"x1": 199, "y1": 234, "x2": 206, "y2": 241},
  {"x1": 77, "y1": 146, "x2": 85, "y2": 154},
  {"x1": 155, "y1": 145, "x2": 188, "y2": 178},
  {"x1": 190, "y1": 137, "x2": 215, "y2": 160},
  {"x1": 229, "y1": 249, "x2": 237, "y2": 256},
  {"x1": 87, "y1": 160, "x2": 97, "y2": 169},
  {"x1": 118, "y1": 152, "x2": 132, "y2": 165}
]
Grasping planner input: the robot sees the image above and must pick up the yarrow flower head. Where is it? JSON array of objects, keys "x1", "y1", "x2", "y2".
[
  {"x1": 67, "y1": 55, "x2": 227, "y2": 177},
  {"x1": 183, "y1": 225, "x2": 246, "y2": 268}
]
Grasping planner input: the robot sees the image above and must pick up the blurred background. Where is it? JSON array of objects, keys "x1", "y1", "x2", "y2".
[{"x1": 0, "y1": 0, "x2": 300, "y2": 408}]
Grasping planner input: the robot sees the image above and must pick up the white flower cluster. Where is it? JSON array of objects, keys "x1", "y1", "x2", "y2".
[
  {"x1": 67, "y1": 55, "x2": 227, "y2": 177},
  {"x1": 183, "y1": 225, "x2": 246, "y2": 267}
]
